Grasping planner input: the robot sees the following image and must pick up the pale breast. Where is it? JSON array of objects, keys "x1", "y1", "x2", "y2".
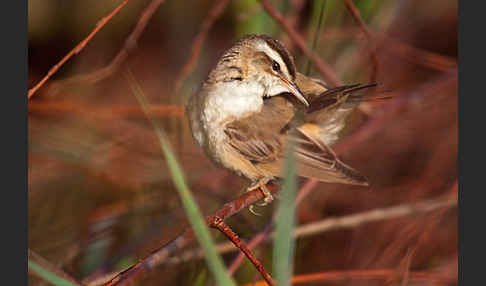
[
  {"x1": 211, "y1": 96, "x2": 298, "y2": 181},
  {"x1": 188, "y1": 80, "x2": 266, "y2": 175}
]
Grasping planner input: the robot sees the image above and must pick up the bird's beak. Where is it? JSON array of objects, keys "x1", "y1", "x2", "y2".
[{"x1": 279, "y1": 76, "x2": 309, "y2": 107}]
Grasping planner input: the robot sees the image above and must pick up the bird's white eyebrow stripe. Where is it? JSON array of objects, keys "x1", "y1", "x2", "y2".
[
  {"x1": 228, "y1": 65, "x2": 243, "y2": 74},
  {"x1": 259, "y1": 37, "x2": 296, "y2": 79},
  {"x1": 257, "y1": 42, "x2": 292, "y2": 78}
]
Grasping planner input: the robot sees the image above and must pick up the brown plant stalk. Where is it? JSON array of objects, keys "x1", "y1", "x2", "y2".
[
  {"x1": 49, "y1": 0, "x2": 168, "y2": 93},
  {"x1": 85, "y1": 190, "x2": 456, "y2": 286},
  {"x1": 259, "y1": 0, "x2": 342, "y2": 86},
  {"x1": 242, "y1": 269, "x2": 456, "y2": 286},
  {"x1": 333, "y1": 72, "x2": 457, "y2": 155},
  {"x1": 161, "y1": 193, "x2": 456, "y2": 269},
  {"x1": 28, "y1": 0, "x2": 132, "y2": 99},
  {"x1": 344, "y1": 0, "x2": 379, "y2": 82},
  {"x1": 29, "y1": 249, "x2": 85, "y2": 286},
  {"x1": 173, "y1": 0, "x2": 231, "y2": 95},
  {"x1": 28, "y1": 102, "x2": 184, "y2": 119},
  {"x1": 209, "y1": 216, "x2": 274, "y2": 286},
  {"x1": 102, "y1": 182, "x2": 280, "y2": 286},
  {"x1": 380, "y1": 33, "x2": 457, "y2": 72},
  {"x1": 227, "y1": 179, "x2": 318, "y2": 274}
]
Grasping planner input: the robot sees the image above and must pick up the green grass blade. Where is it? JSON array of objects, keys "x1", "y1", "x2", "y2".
[
  {"x1": 124, "y1": 69, "x2": 236, "y2": 286},
  {"x1": 28, "y1": 259, "x2": 79, "y2": 286},
  {"x1": 273, "y1": 141, "x2": 297, "y2": 286},
  {"x1": 305, "y1": 0, "x2": 329, "y2": 75}
]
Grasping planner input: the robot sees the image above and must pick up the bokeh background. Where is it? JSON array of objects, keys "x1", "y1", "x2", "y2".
[{"x1": 28, "y1": 0, "x2": 458, "y2": 285}]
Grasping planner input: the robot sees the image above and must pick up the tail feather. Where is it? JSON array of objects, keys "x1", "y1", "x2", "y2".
[
  {"x1": 293, "y1": 124, "x2": 369, "y2": 186},
  {"x1": 307, "y1": 83, "x2": 378, "y2": 114},
  {"x1": 296, "y1": 160, "x2": 369, "y2": 186}
]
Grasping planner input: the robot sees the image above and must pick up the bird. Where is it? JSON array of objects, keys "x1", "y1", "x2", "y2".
[{"x1": 186, "y1": 34, "x2": 375, "y2": 207}]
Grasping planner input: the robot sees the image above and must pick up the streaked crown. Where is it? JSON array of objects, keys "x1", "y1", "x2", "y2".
[{"x1": 206, "y1": 34, "x2": 297, "y2": 85}]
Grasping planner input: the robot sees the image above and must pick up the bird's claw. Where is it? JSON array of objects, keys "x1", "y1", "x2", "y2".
[
  {"x1": 247, "y1": 178, "x2": 274, "y2": 214},
  {"x1": 248, "y1": 204, "x2": 262, "y2": 216}
]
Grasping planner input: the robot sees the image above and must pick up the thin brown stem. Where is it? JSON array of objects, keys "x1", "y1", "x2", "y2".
[
  {"x1": 228, "y1": 223, "x2": 272, "y2": 275},
  {"x1": 228, "y1": 179, "x2": 318, "y2": 275},
  {"x1": 259, "y1": 0, "x2": 342, "y2": 86},
  {"x1": 88, "y1": 192, "x2": 456, "y2": 286},
  {"x1": 49, "y1": 0, "x2": 167, "y2": 94},
  {"x1": 209, "y1": 216, "x2": 274, "y2": 286},
  {"x1": 293, "y1": 194, "x2": 457, "y2": 239},
  {"x1": 28, "y1": 0, "x2": 131, "y2": 99},
  {"x1": 28, "y1": 249, "x2": 85, "y2": 286},
  {"x1": 173, "y1": 0, "x2": 231, "y2": 95},
  {"x1": 379, "y1": 33, "x2": 457, "y2": 72},
  {"x1": 344, "y1": 0, "x2": 379, "y2": 82},
  {"x1": 170, "y1": 193, "x2": 457, "y2": 267},
  {"x1": 28, "y1": 102, "x2": 184, "y2": 119},
  {"x1": 101, "y1": 183, "x2": 280, "y2": 286},
  {"x1": 242, "y1": 269, "x2": 456, "y2": 286}
]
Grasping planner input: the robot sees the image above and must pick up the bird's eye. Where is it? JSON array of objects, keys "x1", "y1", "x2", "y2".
[{"x1": 272, "y1": 61, "x2": 280, "y2": 72}]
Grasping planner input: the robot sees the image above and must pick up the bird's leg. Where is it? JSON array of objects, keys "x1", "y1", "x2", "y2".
[{"x1": 247, "y1": 177, "x2": 274, "y2": 207}]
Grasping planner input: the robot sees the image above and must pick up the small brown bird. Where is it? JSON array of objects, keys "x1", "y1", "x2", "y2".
[{"x1": 186, "y1": 34, "x2": 373, "y2": 206}]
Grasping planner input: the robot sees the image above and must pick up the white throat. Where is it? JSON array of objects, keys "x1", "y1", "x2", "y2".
[
  {"x1": 190, "y1": 79, "x2": 264, "y2": 156},
  {"x1": 203, "y1": 80, "x2": 264, "y2": 127}
]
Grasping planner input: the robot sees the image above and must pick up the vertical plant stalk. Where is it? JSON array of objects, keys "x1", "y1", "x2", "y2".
[
  {"x1": 209, "y1": 216, "x2": 275, "y2": 286},
  {"x1": 273, "y1": 141, "x2": 297, "y2": 286},
  {"x1": 344, "y1": 0, "x2": 379, "y2": 82},
  {"x1": 305, "y1": 0, "x2": 328, "y2": 75}
]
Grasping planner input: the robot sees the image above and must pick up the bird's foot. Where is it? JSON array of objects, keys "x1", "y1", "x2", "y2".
[{"x1": 247, "y1": 178, "x2": 274, "y2": 215}]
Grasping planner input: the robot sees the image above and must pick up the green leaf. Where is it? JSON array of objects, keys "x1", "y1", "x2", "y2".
[
  {"x1": 28, "y1": 259, "x2": 79, "y2": 286},
  {"x1": 124, "y1": 69, "x2": 236, "y2": 286},
  {"x1": 273, "y1": 140, "x2": 297, "y2": 286}
]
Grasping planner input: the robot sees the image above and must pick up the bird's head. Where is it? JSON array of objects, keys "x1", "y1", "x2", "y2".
[{"x1": 213, "y1": 34, "x2": 309, "y2": 107}]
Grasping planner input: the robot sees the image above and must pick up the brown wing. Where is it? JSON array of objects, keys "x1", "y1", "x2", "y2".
[
  {"x1": 224, "y1": 99, "x2": 368, "y2": 185},
  {"x1": 296, "y1": 72, "x2": 378, "y2": 112},
  {"x1": 292, "y1": 124, "x2": 369, "y2": 186},
  {"x1": 306, "y1": 83, "x2": 378, "y2": 114},
  {"x1": 224, "y1": 124, "x2": 283, "y2": 164},
  {"x1": 295, "y1": 72, "x2": 379, "y2": 146},
  {"x1": 224, "y1": 96, "x2": 297, "y2": 164}
]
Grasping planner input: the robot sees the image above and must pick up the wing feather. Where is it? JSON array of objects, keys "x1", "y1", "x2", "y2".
[
  {"x1": 294, "y1": 124, "x2": 368, "y2": 185},
  {"x1": 224, "y1": 96, "x2": 293, "y2": 164},
  {"x1": 223, "y1": 96, "x2": 368, "y2": 186}
]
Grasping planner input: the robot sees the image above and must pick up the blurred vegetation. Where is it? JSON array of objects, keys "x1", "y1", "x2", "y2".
[{"x1": 28, "y1": 0, "x2": 457, "y2": 285}]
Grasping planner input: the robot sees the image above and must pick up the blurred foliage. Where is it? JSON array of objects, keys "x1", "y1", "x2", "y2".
[
  {"x1": 233, "y1": 0, "x2": 278, "y2": 38},
  {"x1": 28, "y1": 0, "x2": 457, "y2": 285}
]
